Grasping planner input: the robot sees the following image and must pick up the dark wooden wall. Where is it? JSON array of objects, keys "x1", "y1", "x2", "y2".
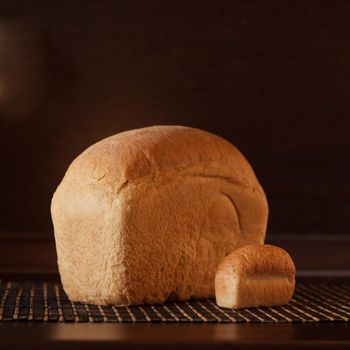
[{"x1": 1, "y1": 0, "x2": 349, "y2": 238}]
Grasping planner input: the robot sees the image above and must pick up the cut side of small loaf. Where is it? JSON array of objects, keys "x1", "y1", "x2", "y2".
[{"x1": 215, "y1": 245, "x2": 295, "y2": 309}]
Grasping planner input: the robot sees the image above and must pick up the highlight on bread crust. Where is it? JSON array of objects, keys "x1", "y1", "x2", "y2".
[
  {"x1": 215, "y1": 244, "x2": 295, "y2": 309},
  {"x1": 51, "y1": 125, "x2": 268, "y2": 305}
]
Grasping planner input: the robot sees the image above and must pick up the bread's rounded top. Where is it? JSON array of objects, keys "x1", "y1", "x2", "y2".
[
  {"x1": 216, "y1": 245, "x2": 296, "y2": 278},
  {"x1": 61, "y1": 125, "x2": 264, "y2": 193}
]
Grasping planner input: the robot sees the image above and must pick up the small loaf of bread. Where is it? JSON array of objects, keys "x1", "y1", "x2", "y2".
[{"x1": 215, "y1": 245, "x2": 295, "y2": 309}]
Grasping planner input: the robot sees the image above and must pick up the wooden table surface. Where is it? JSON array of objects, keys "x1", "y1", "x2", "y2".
[{"x1": 0, "y1": 322, "x2": 349, "y2": 350}]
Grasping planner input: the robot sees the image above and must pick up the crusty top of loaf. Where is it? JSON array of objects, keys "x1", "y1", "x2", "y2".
[
  {"x1": 216, "y1": 245, "x2": 296, "y2": 278},
  {"x1": 62, "y1": 125, "x2": 264, "y2": 193}
]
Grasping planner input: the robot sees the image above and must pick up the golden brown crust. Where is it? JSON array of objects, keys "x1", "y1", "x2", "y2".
[
  {"x1": 51, "y1": 126, "x2": 269, "y2": 305},
  {"x1": 216, "y1": 244, "x2": 296, "y2": 278},
  {"x1": 64, "y1": 125, "x2": 264, "y2": 192},
  {"x1": 215, "y1": 245, "x2": 295, "y2": 309}
]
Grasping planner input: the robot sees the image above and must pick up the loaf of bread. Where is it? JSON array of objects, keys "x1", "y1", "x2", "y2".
[
  {"x1": 215, "y1": 244, "x2": 295, "y2": 309},
  {"x1": 51, "y1": 126, "x2": 268, "y2": 305}
]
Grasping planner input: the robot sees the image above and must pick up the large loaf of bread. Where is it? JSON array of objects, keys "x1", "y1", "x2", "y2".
[{"x1": 51, "y1": 126, "x2": 268, "y2": 305}]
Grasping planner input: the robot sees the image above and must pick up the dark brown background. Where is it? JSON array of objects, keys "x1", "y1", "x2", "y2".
[{"x1": 0, "y1": 0, "x2": 349, "y2": 240}]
